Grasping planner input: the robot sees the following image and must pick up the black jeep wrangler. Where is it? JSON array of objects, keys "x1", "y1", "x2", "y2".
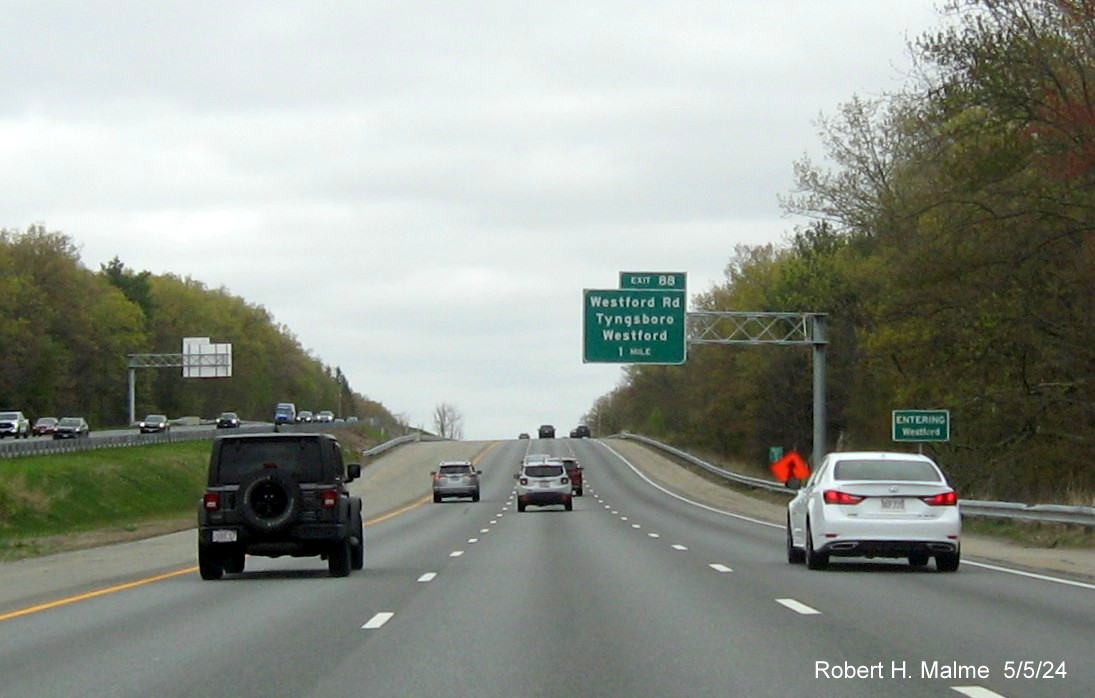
[{"x1": 197, "y1": 432, "x2": 364, "y2": 579}]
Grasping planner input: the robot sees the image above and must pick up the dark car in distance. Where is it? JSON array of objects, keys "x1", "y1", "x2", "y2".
[
  {"x1": 538, "y1": 424, "x2": 555, "y2": 439},
  {"x1": 216, "y1": 412, "x2": 241, "y2": 429},
  {"x1": 53, "y1": 417, "x2": 90, "y2": 439},
  {"x1": 139, "y1": 414, "x2": 170, "y2": 434}
]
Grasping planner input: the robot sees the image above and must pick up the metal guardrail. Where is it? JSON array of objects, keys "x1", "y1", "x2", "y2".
[
  {"x1": 0, "y1": 421, "x2": 340, "y2": 458},
  {"x1": 361, "y1": 433, "x2": 447, "y2": 459},
  {"x1": 617, "y1": 432, "x2": 1095, "y2": 527}
]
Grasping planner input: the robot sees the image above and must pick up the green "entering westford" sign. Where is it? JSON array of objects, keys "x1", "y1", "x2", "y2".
[{"x1": 892, "y1": 410, "x2": 950, "y2": 442}]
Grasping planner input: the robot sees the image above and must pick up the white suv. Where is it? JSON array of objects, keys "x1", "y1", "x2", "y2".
[
  {"x1": 0, "y1": 411, "x2": 30, "y2": 439},
  {"x1": 514, "y1": 460, "x2": 572, "y2": 512}
]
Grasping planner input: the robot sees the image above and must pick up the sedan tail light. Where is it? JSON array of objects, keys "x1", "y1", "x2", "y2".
[
  {"x1": 921, "y1": 491, "x2": 958, "y2": 506},
  {"x1": 823, "y1": 489, "x2": 865, "y2": 505},
  {"x1": 203, "y1": 492, "x2": 221, "y2": 511}
]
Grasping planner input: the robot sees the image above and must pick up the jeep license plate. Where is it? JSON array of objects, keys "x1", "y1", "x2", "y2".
[{"x1": 212, "y1": 529, "x2": 237, "y2": 543}]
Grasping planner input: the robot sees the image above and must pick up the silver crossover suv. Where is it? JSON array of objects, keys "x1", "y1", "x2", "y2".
[
  {"x1": 432, "y1": 460, "x2": 482, "y2": 502},
  {"x1": 514, "y1": 460, "x2": 572, "y2": 512}
]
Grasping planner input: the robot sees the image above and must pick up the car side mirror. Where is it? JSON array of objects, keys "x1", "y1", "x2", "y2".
[
  {"x1": 477, "y1": 470, "x2": 483, "y2": 475},
  {"x1": 786, "y1": 477, "x2": 802, "y2": 490},
  {"x1": 346, "y1": 463, "x2": 362, "y2": 482}
]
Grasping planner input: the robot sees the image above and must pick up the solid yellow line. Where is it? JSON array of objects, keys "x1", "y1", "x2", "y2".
[
  {"x1": 2, "y1": 442, "x2": 504, "y2": 623},
  {"x1": 366, "y1": 495, "x2": 431, "y2": 525},
  {"x1": 0, "y1": 566, "x2": 197, "y2": 623}
]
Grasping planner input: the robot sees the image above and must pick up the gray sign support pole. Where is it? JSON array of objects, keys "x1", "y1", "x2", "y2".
[
  {"x1": 687, "y1": 311, "x2": 828, "y2": 466},
  {"x1": 811, "y1": 315, "x2": 827, "y2": 468}
]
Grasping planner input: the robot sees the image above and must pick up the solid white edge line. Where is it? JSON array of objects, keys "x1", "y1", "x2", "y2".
[
  {"x1": 775, "y1": 598, "x2": 821, "y2": 615},
  {"x1": 951, "y1": 686, "x2": 1007, "y2": 697},
  {"x1": 362, "y1": 612, "x2": 395, "y2": 629},
  {"x1": 417, "y1": 572, "x2": 437, "y2": 583},
  {"x1": 598, "y1": 441, "x2": 1095, "y2": 590},
  {"x1": 962, "y1": 560, "x2": 1095, "y2": 591}
]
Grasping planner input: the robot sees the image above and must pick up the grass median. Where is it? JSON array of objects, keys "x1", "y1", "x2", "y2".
[{"x1": 0, "y1": 441, "x2": 209, "y2": 561}]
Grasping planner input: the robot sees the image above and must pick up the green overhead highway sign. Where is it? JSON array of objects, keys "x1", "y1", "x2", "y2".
[
  {"x1": 619, "y1": 272, "x2": 687, "y2": 290},
  {"x1": 583, "y1": 288, "x2": 687, "y2": 364},
  {"x1": 892, "y1": 409, "x2": 950, "y2": 442}
]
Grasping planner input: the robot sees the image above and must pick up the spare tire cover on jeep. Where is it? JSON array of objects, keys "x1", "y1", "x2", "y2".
[{"x1": 239, "y1": 470, "x2": 302, "y2": 534}]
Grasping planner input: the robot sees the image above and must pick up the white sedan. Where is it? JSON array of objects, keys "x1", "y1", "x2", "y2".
[{"x1": 787, "y1": 451, "x2": 961, "y2": 572}]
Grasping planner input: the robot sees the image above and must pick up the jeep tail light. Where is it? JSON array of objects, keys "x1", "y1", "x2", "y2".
[
  {"x1": 823, "y1": 490, "x2": 864, "y2": 505},
  {"x1": 921, "y1": 491, "x2": 958, "y2": 506},
  {"x1": 561, "y1": 476, "x2": 569, "y2": 485},
  {"x1": 519, "y1": 477, "x2": 528, "y2": 486},
  {"x1": 203, "y1": 492, "x2": 221, "y2": 511},
  {"x1": 320, "y1": 489, "x2": 339, "y2": 509}
]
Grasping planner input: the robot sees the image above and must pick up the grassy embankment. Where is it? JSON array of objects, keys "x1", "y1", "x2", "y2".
[{"x1": 0, "y1": 441, "x2": 210, "y2": 561}]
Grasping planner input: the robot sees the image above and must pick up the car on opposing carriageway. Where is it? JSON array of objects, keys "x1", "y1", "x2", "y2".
[
  {"x1": 32, "y1": 416, "x2": 58, "y2": 436},
  {"x1": 216, "y1": 412, "x2": 241, "y2": 429},
  {"x1": 138, "y1": 414, "x2": 170, "y2": 434},
  {"x1": 0, "y1": 411, "x2": 30, "y2": 439},
  {"x1": 786, "y1": 451, "x2": 961, "y2": 572},
  {"x1": 53, "y1": 416, "x2": 90, "y2": 439}
]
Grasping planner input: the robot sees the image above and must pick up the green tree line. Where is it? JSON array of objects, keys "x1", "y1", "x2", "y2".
[
  {"x1": 587, "y1": 0, "x2": 1093, "y2": 502},
  {"x1": 0, "y1": 225, "x2": 401, "y2": 432}
]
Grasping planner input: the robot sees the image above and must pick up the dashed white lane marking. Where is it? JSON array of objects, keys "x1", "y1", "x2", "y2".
[
  {"x1": 468, "y1": 538, "x2": 479, "y2": 544},
  {"x1": 489, "y1": 520, "x2": 498, "y2": 525},
  {"x1": 672, "y1": 544, "x2": 688, "y2": 551},
  {"x1": 362, "y1": 612, "x2": 394, "y2": 629},
  {"x1": 620, "y1": 516, "x2": 629, "y2": 521},
  {"x1": 480, "y1": 528, "x2": 490, "y2": 533},
  {"x1": 450, "y1": 550, "x2": 464, "y2": 557},
  {"x1": 417, "y1": 573, "x2": 437, "y2": 583},
  {"x1": 648, "y1": 533, "x2": 660, "y2": 538},
  {"x1": 776, "y1": 598, "x2": 820, "y2": 615},
  {"x1": 951, "y1": 687, "x2": 1007, "y2": 697},
  {"x1": 631, "y1": 524, "x2": 641, "y2": 529},
  {"x1": 709, "y1": 563, "x2": 733, "y2": 573}
]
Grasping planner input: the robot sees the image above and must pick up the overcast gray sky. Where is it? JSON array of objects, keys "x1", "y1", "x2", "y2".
[{"x1": 2, "y1": 1, "x2": 944, "y2": 439}]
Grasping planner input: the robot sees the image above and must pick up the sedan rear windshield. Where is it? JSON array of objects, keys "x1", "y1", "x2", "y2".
[
  {"x1": 439, "y1": 464, "x2": 472, "y2": 475},
  {"x1": 215, "y1": 438, "x2": 323, "y2": 484},
  {"x1": 524, "y1": 465, "x2": 564, "y2": 478},
  {"x1": 833, "y1": 459, "x2": 942, "y2": 482}
]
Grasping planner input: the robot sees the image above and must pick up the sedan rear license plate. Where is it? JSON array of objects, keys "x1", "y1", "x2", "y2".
[
  {"x1": 212, "y1": 529, "x2": 237, "y2": 543},
  {"x1": 880, "y1": 498, "x2": 905, "y2": 511}
]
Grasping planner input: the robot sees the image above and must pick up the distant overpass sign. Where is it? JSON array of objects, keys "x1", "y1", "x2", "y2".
[
  {"x1": 892, "y1": 409, "x2": 950, "y2": 442},
  {"x1": 583, "y1": 288, "x2": 687, "y2": 364}
]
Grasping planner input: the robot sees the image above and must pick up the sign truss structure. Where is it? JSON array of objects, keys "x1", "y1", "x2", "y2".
[
  {"x1": 687, "y1": 311, "x2": 823, "y2": 345},
  {"x1": 125, "y1": 337, "x2": 233, "y2": 425}
]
